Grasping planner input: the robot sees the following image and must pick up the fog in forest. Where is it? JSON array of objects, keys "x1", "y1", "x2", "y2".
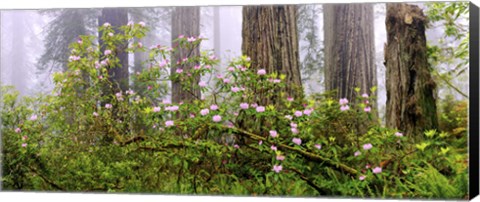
[{"x1": 0, "y1": 4, "x2": 469, "y2": 121}]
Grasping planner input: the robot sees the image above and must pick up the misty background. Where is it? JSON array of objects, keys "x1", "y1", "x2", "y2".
[{"x1": 0, "y1": 3, "x2": 469, "y2": 120}]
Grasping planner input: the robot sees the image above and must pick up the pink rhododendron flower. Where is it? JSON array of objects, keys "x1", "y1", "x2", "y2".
[
  {"x1": 359, "y1": 175, "x2": 366, "y2": 180},
  {"x1": 77, "y1": 39, "x2": 83, "y2": 44},
  {"x1": 212, "y1": 115, "x2": 222, "y2": 122},
  {"x1": 210, "y1": 104, "x2": 219, "y2": 110},
  {"x1": 228, "y1": 67, "x2": 235, "y2": 72},
  {"x1": 216, "y1": 74, "x2": 223, "y2": 79},
  {"x1": 22, "y1": 135, "x2": 27, "y2": 141},
  {"x1": 158, "y1": 60, "x2": 168, "y2": 67},
  {"x1": 209, "y1": 55, "x2": 216, "y2": 60},
  {"x1": 205, "y1": 65, "x2": 212, "y2": 69},
  {"x1": 115, "y1": 92, "x2": 123, "y2": 100},
  {"x1": 290, "y1": 122, "x2": 297, "y2": 128},
  {"x1": 234, "y1": 144, "x2": 239, "y2": 149},
  {"x1": 285, "y1": 115, "x2": 293, "y2": 120},
  {"x1": 22, "y1": 143, "x2": 27, "y2": 147},
  {"x1": 198, "y1": 81, "x2": 207, "y2": 87},
  {"x1": 93, "y1": 112, "x2": 99, "y2": 117},
  {"x1": 165, "y1": 120, "x2": 174, "y2": 127},
  {"x1": 108, "y1": 32, "x2": 114, "y2": 37},
  {"x1": 294, "y1": 111, "x2": 303, "y2": 117},
  {"x1": 273, "y1": 165, "x2": 282, "y2": 173},
  {"x1": 269, "y1": 130, "x2": 278, "y2": 138},
  {"x1": 339, "y1": 98, "x2": 349, "y2": 105},
  {"x1": 273, "y1": 79, "x2": 281, "y2": 83},
  {"x1": 138, "y1": 21, "x2": 146, "y2": 27},
  {"x1": 292, "y1": 138, "x2": 302, "y2": 145},
  {"x1": 162, "y1": 99, "x2": 171, "y2": 105},
  {"x1": 395, "y1": 132, "x2": 403, "y2": 137},
  {"x1": 104, "y1": 50, "x2": 112, "y2": 55},
  {"x1": 315, "y1": 144, "x2": 322, "y2": 149},
  {"x1": 15, "y1": 128, "x2": 21, "y2": 133},
  {"x1": 340, "y1": 105, "x2": 350, "y2": 111},
  {"x1": 223, "y1": 78, "x2": 230, "y2": 83},
  {"x1": 364, "y1": 106, "x2": 371, "y2": 112},
  {"x1": 276, "y1": 155, "x2": 285, "y2": 161},
  {"x1": 103, "y1": 22, "x2": 111, "y2": 27},
  {"x1": 363, "y1": 143, "x2": 373, "y2": 150},
  {"x1": 105, "y1": 104, "x2": 112, "y2": 109},
  {"x1": 127, "y1": 21, "x2": 134, "y2": 26},
  {"x1": 372, "y1": 167, "x2": 382, "y2": 174},
  {"x1": 165, "y1": 105, "x2": 179, "y2": 111},
  {"x1": 200, "y1": 109, "x2": 209, "y2": 116},
  {"x1": 251, "y1": 103, "x2": 258, "y2": 108},
  {"x1": 259, "y1": 140, "x2": 263, "y2": 145},
  {"x1": 153, "y1": 107, "x2": 161, "y2": 112},
  {"x1": 176, "y1": 68, "x2": 183, "y2": 74},
  {"x1": 303, "y1": 109, "x2": 313, "y2": 116},
  {"x1": 30, "y1": 114, "x2": 38, "y2": 121},
  {"x1": 362, "y1": 93, "x2": 369, "y2": 98},
  {"x1": 190, "y1": 113, "x2": 196, "y2": 118},
  {"x1": 256, "y1": 106, "x2": 265, "y2": 113},
  {"x1": 240, "y1": 103, "x2": 249, "y2": 109},
  {"x1": 354, "y1": 151, "x2": 361, "y2": 156},
  {"x1": 246, "y1": 57, "x2": 251, "y2": 61},
  {"x1": 69, "y1": 55, "x2": 80, "y2": 61},
  {"x1": 100, "y1": 60, "x2": 108, "y2": 66},
  {"x1": 291, "y1": 127, "x2": 299, "y2": 134},
  {"x1": 257, "y1": 69, "x2": 266, "y2": 75},
  {"x1": 271, "y1": 145, "x2": 277, "y2": 151}
]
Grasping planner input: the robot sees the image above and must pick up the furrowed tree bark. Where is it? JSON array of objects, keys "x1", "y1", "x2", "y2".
[
  {"x1": 323, "y1": 4, "x2": 376, "y2": 103},
  {"x1": 171, "y1": 7, "x2": 201, "y2": 104},
  {"x1": 241, "y1": 5, "x2": 303, "y2": 104},
  {"x1": 384, "y1": 3, "x2": 438, "y2": 137},
  {"x1": 98, "y1": 8, "x2": 129, "y2": 92}
]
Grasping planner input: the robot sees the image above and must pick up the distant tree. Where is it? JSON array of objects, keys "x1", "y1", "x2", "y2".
[
  {"x1": 323, "y1": 4, "x2": 376, "y2": 102},
  {"x1": 297, "y1": 4, "x2": 324, "y2": 94},
  {"x1": 38, "y1": 9, "x2": 98, "y2": 72},
  {"x1": 98, "y1": 8, "x2": 129, "y2": 92},
  {"x1": 170, "y1": 7, "x2": 201, "y2": 104},
  {"x1": 129, "y1": 8, "x2": 172, "y2": 95},
  {"x1": 213, "y1": 6, "x2": 221, "y2": 64},
  {"x1": 384, "y1": 3, "x2": 438, "y2": 137}
]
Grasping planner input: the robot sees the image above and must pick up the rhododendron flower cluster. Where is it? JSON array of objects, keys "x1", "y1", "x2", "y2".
[{"x1": 339, "y1": 98, "x2": 350, "y2": 111}]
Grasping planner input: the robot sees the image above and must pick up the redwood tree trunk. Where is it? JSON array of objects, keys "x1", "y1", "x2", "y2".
[
  {"x1": 384, "y1": 3, "x2": 438, "y2": 136},
  {"x1": 171, "y1": 7, "x2": 201, "y2": 104},
  {"x1": 323, "y1": 4, "x2": 376, "y2": 102},
  {"x1": 242, "y1": 5, "x2": 303, "y2": 103},
  {"x1": 98, "y1": 8, "x2": 129, "y2": 92}
]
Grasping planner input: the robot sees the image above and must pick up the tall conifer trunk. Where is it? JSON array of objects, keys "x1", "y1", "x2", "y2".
[
  {"x1": 384, "y1": 3, "x2": 438, "y2": 136},
  {"x1": 323, "y1": 3, "x2": 376, "y2": 103}
]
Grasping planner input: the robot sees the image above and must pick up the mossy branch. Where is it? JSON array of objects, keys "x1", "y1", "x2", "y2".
[{"x1": 216, "y1": 124, "x2": 358, "y2": 175}]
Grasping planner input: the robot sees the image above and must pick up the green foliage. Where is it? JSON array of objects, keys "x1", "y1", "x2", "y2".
[
  {"x1": 0, "y1": 23, "x2": 468, "y2": 199},
  {"x1": 425, "y1": 2, "x2": 469, "y2": 99}
]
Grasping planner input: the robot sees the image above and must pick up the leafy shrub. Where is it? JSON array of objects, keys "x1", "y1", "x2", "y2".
[{"x1": 0, "y1": 23, "x2": 468, "y2": 199}]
